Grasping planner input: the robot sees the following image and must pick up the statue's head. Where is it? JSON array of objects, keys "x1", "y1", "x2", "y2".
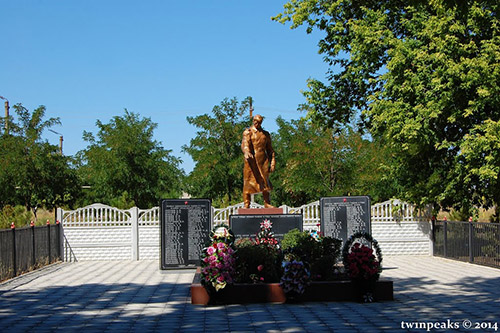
[{"x1": 253, "y1": 115, "x2": 263, "y2": 129}]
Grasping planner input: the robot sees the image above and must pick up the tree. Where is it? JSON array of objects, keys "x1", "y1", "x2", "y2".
[
  {"x1": 182, "y1": 97, "x2": 251, "y2": 206},
  {"x1": 77, "y1": 110, "x2": 183, "y2": 208},
  {"x1": 0, "y1": 134, "x2": 21, "y2": 207},
  {"x1": 272, "y1": 116, "x2": 396, "y2": 206},
  {"x1": 274, "y1": 1, "x2": 500, "y2": 215},
  {"x1": 0, "y1": 104, "x2": 80, "y2": 215}
]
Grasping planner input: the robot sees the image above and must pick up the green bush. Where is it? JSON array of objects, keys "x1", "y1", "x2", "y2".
[
  {"x1": 0, "y1": 205, "x2": 32, "y2": 229},
  {"x1": 281, "y1": 229, "x2": 341, "y2": 281},
  {"x1": 234, "y1": 238, "x2": 282, "y2": 283},
  {"x1": 281, "y1": 229, "x2": 316, "y2": 260}
]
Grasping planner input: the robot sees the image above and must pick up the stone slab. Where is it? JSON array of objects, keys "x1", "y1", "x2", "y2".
[
  {"x1": 237, "y1": 208, "x2": 283, "y2": 215},
  {"x1": 230, "y1": 214, "x2": 303, "y2": 240}
]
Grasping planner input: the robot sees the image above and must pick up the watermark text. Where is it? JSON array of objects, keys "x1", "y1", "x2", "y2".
[{"x1": 400, "y1": 320, "x2": 498, "y2": 331}]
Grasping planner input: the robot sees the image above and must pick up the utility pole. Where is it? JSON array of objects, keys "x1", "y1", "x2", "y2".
[
  {"x1": 59, "y1": 135, "x2": 63, "y2": 155},
  {"x1": 249, "y1": 97, "x2": 253, "y2": 120},
  {"x1": 0, "y1": 96, "x2": 8, "y2": 134},
  {"x1": 49, "y1": 129, "x2": 63, "y2": 155}
]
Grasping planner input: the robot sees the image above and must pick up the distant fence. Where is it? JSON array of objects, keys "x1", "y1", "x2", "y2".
[
  {"x1": 433, "y1": 220, "x2": 500, "y2": 269},
  {"x1": 0, "y1": 223, "x2": 62, "y2": 282},
  {"x1": 58, "y1": 199, "x2": 432, "y2": 261}
]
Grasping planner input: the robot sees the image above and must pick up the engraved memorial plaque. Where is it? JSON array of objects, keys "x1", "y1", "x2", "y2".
[
  {"x1": 160, "y1": 199, "x2": 211, "y2": 269},
  {"x1": 230, "y1": 214, "x2": 303, "y2": 240},
  {"x1": 320, "y1": 196, "x2": 371, "y2": 245}
]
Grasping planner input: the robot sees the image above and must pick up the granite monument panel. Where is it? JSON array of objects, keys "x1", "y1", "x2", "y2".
[
  {"x1": 160, "y1": 199, "x2": 211, "y2": 269},
  {"x1": 320, "y1": 196, "x2": 371, "y2": 244}
]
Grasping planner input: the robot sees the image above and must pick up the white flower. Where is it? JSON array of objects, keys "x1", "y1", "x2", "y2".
[
  {"x1": 215, "y1": 281, "x2": 227, "y2": 291},
  {"x1": 214, "y1": 227, "x2": 229, "y2": 238}
]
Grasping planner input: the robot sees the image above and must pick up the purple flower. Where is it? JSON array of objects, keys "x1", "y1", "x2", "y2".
[{"x1": 207, "y1": 246, "x2": 216, "y2": 255}]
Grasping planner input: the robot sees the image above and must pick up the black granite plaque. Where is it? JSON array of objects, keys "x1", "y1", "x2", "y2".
[
  {"x1": 230, "y1": 214, "x2": 303, "y2": 240},
  {"x1": 160, "y1": 199, "x2": 211, "y2": 269},
  {"x1": 320, "y1": 196, "x2": 371, "y2": 245}
]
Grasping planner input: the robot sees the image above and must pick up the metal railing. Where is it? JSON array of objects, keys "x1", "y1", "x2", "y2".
[
  {"x1": 433, "y1": 220, "x2": 500, "y2": 269},
  {"x1": 0, "y1": 222, "x2": 62, "y2": 281}
]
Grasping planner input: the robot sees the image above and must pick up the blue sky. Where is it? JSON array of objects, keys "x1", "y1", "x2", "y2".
[{"x1": 1, "y1": 1, "x2": 329, "y2": 172}]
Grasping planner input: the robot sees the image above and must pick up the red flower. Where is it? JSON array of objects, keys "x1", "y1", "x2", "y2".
[{"x1": 346, "y1": 242, "x2": 380, "y2": 280}]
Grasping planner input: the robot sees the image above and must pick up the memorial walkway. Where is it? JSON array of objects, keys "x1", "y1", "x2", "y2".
[{"x1": 0, "y1": 256, "x2": 499, "y2": 332}]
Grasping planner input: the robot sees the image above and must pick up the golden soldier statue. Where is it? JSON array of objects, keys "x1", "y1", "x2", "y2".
[{"x1": 241, "y1": 114, "x2": 276, "y2": 208}]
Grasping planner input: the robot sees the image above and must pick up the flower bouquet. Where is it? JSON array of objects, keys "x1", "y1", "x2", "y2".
[{"x1": 200, "y1": 225, "x2": 236, "y2": 294}]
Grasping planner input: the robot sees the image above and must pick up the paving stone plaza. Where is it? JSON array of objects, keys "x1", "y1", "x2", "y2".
[{"x1": 0, "y1": 256, "x2": 499, "y2": 332}]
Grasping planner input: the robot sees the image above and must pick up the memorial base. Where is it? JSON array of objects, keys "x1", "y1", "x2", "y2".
[
  {"x1": 237, "y1": 207, "x2": 283, "y2": 215},
  {"x1": 191, "y1": 273, "x2": 393, "y2": 305}
]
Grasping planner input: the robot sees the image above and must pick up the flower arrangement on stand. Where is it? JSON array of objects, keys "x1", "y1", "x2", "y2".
[
  {"x1": 342, "y1": 231, "x2": 383, "y2": 302},
  {"x1": 280, "y1": 260, "x2": 311, "y2": 300},
  {"x1": 200, "y1": 225, "x2": 236, "y2": 295}
]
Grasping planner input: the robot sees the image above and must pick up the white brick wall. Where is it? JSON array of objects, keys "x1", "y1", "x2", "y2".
[
  {"x1": 138, "y1": 226, "x2": 160, "y2": 260},
  {"x1": 68, "y1": 246, "x2": 132, "y2": 261},
  {"x1": 62, "y1": 227, "x2": 132, "y2": 261},
  {"x1": 372, "y1": 221, "x2": 432, "y2": 255}
]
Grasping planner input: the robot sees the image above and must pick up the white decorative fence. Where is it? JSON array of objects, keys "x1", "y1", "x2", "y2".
[
  {"x1": 371, "y1": 199, "x2": 432, "y2": 255},
  {"x1": 58, "y1": 199, "x2": 432, "y2": 261},
  {"x1": 57, "y1": 204, "x2": 160, "y2": 261}
]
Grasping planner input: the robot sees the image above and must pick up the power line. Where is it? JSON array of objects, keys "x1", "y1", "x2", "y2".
[{"x1": 253, "y1": 106, "x2": 302, "y2": 115}]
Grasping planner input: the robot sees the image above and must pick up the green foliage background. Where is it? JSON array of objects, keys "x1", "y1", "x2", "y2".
[
  {"x1": 0, "y1": 104, "x2": 80, "y2": 219},
  {"x1": 3, "y1": 0, "x2": 500, "y2": 223},
  {"x1": 182, "y1": 97, "x2": 251, "y2": 207},
  {"x1": 76, "y1": 109, "x2": 183, "y2": 209},
  {"x1": 274, "y1": 0, "x2": 500, "y2": 217}
]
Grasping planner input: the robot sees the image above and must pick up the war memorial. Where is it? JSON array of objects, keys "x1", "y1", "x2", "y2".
[{"x1": 1, "y1": 114, "x2": 499, "y2": 332}]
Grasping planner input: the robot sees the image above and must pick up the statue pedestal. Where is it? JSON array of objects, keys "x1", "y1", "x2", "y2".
[{"x1": 237, "y1": 207, "x2": 283, "y2": 215}]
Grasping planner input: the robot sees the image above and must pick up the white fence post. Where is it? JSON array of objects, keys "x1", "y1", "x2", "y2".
[
  {"x1": 131, "y1": 207, "x2": 139, "y2": 261},
  {"x1": 56, "y1": 207, "x2": 63, "y2": 224}
]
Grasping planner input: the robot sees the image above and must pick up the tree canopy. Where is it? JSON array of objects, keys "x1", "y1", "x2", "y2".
[
  {"x1": 77, "y1": 110, "x2": 183, "y2": 208},
  {"x1": 274, "y1": 0, "x2": 500, "y2": 215},
  {"x1": 0, "y1": 104, "x2": 80, "y2": 215},
  {"x1": 182, "y1": 97, "x2": 251, "y2": 206},
  {"x1": 272, "y1": 117, "x2": 397, "y2": 206}
]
